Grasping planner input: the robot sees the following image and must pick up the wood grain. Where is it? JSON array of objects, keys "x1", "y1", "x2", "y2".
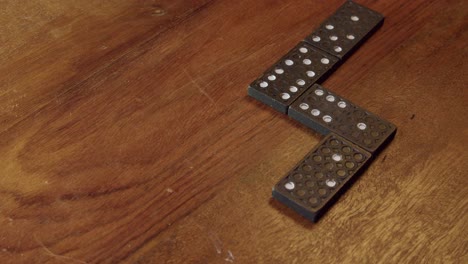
[{"x1": 0, "y1": 0, "x2": 467, "y2": 263}]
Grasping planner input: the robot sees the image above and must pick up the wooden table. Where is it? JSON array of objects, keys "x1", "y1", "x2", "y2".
[{"x1": 1, "y1": 0, "x2": 466, "y2": 263}]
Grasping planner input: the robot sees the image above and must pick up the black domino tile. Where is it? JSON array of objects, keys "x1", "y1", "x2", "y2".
[
  {"x1": 304, "y1": 1, "x2": 384, "y2": 60},
  {"x1": 272, "y1": 133, "x2": 371, "y2": 222},
  {"x1": 288, "y1": 84, "x2": 396, "y2": 153},
  {"x1": 248, "y1": 42, "x2": 339, "y2": 114}
]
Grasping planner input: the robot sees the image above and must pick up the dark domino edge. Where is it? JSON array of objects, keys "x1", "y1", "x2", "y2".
[
  {"x1": 304, "y1": 1, "x2": 384, "y2": 60},
  {"x1": 288, "y1": 84, "x2": 396, "y2": 153},
  {"x1": 248, "y1": 41, "x2": 339, "y2": 114},
  {"x1": 272, "y1": 133, "x2": 372, "y2": 222}
]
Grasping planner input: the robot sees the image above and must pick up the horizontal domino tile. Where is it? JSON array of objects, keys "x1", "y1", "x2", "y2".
[
  {"x1": 304, "y1": 1, "x2": 384, "y2": 59},
  {"x1": 288, "y1": 84, "x2": 396, "y2": 153},
  {"x1": 272, "y1": 133, "x2": 371, "y2": 222},
  {"x1": 248, "y1": 42, "x2": 338, "y2": 113}
]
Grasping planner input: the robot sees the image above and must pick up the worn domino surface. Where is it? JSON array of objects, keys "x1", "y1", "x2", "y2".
[
  {"x1": 289, "y1": 84, "x2": 396, "y2": 153},
  {"x1": 304, "y1": 1, "x2": 384, "y2": 59},
  {"x1": 248, "y1": 42, "x2": 339, "y2": 113},
  {"x1": 272, "y1": 133, "x2": 371, "y2": 222}
]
